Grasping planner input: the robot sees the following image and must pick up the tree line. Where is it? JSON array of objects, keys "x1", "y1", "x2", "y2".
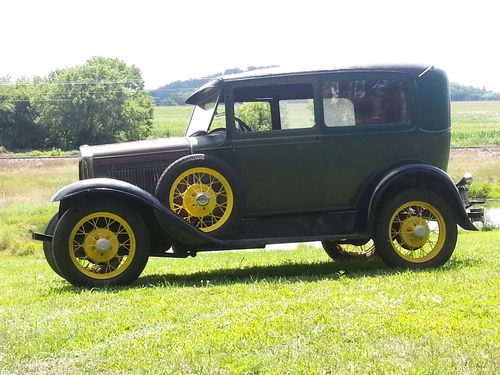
[
  {"x1": 0, "y1": 57, "x2": 154, "y2": 151},
  {"x1": 450, "y1": 83, "x2": 500, "y2": 101}
]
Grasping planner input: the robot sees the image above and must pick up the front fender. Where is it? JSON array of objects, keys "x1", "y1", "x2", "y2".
[
  {"x1": 366, "y1": 164, "x2": 477, "y2": 232},
  {"x1": 52, "y1": 178, "x2": 254, "y2": 248}
]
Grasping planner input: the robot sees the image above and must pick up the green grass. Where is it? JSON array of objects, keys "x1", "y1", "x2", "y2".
[
  {"x1": 0, "y1": 159, "x2": 76, "y2": 255},
  {"x1": 1, "y1": 106, "x2": 499, "y2": 373},
  {"x1": 0, "y1": 231, "x2": 498, "y2": 373},
  {"x1": 447, "y1": 148, "x2": 500, "y2": 199}
]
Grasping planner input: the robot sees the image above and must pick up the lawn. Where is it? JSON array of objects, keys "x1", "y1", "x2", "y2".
[
  {"x1": 0, "y1": 231, "x2": 498, "y2": 373},
  {"x1": 0, "y1": 102, "x2": 499, "y2": 373}
]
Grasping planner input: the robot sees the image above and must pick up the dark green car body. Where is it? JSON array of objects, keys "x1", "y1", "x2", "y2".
[{"x1": 35, "y1": 65, "x2": 483, "y2": 287}]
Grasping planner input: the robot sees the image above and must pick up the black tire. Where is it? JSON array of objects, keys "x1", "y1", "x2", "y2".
[
  {"x1": 43, "y1": 213, "x2": 63, "y2": 277},
  {"x1": 155, "y1": 154, "x2": 240, "y2": 237},
  {"x1": 52, "y1": 201, "x2": 150, "y2": 287},
  {"x1": 322, "y1": 240, "x2": 375, "y2": 260},
  {"x1": 374, "y1": 188, "x2": 457, "y2": 269}
]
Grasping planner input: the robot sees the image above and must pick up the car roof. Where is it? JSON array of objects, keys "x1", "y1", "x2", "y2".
[
  {"x1": 219, "y1": 64, "x2": 433, "y2": 82},
  {"x1": 186, "y1": 64, "x2": 435, "y2": 104}
]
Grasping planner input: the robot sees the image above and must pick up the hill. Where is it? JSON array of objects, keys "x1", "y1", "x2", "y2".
[{"x1": 149, "y1": 66, "x2": 277, "y2": 106}]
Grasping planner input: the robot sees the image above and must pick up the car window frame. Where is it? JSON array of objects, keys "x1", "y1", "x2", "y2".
[
  {"x1": 225, "y1": 76, "x2": 321, "y2": 141},
  {"x1": 317, "y1": 71, "x2": 417, "y2": 134}
]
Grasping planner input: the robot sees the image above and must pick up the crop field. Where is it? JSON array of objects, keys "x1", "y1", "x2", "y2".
[
  {"x1": 451, "y1": 101, "x2": 500, "y2": 147},
  {"x1": 0, "y1": 101, "x2": 499, "y2": 373}
]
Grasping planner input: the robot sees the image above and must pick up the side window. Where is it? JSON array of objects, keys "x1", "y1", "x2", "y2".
[
  {"x1": 322, "y1": 80, "x2": 410, "y2": 127},
  {"x1": 279, "y1": 99, "x2": 314, "y2": 129},
  {"x1": 234, "y1": 83, "x2": 315, "y2": 132}
]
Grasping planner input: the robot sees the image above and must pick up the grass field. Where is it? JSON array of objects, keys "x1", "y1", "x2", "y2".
[
  {"x1": 0, "y1": 231, "x2": 498, "y2": 373},
  {"x1": 0, "y1": 101, "x2": 499, "y2": 373},
  {"x1": 151, "y1": 101, "x2": 500, "y2": 147}
]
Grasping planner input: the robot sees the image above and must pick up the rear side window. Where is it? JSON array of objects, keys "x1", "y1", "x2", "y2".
[{"x1": 322, "y1": 80, "x2": 410, "y2": 127}]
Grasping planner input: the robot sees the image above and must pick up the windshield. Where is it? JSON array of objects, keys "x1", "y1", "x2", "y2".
[{"x1": 185, "y1": 88, "x2": 220, "y2": 136}]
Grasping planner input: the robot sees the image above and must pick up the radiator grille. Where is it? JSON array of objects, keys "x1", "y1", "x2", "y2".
[{"x1": 109, "y1": 166, "x2": 167, "y2": 195}]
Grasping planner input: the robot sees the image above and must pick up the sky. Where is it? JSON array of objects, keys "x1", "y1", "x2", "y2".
[{"x1": 1, "y1": 0, "x2": 499, "y2": 91}]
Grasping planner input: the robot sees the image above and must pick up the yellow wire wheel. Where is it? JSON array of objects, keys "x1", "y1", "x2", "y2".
[
  {"x1": 68, "y1": 212, "x2": 136, "y2": 279},
  {"x1": 374, "y1": 189, "x2": 457, "y2": 268},
  {"x1": 388, "y1": 201, "x2": 446, "y2": 263},
  {"x1": 52, "y1": 201, "x2": 150, "y2": 287},
  {"x1": 168, "y1": 167, "x2": 234, "y2": 232}
]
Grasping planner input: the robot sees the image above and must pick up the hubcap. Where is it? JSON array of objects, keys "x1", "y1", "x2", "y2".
[
  {"x1": 95, "y1": 238, "x2": 112, "y2": 253},
  {"x1": 196, "y1": 193, "x2": 210, "y2": 206},
  {"x1": 413, "y1": 225, "x2": 427, "y2": 239},
  {"x1": 400, "y1": 217, "x2": 429, "y2": 249}
]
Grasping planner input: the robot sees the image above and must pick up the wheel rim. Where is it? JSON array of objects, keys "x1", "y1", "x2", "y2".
[
  {"x1": 68, "y1": 212, "x2": 136, "y2": 279},
  {"x1": 169, "y1": 167, "x2": 234, "y2": 232},
  {"x1": 389, "y1": 201, "x2": 446, "y2": 263}
]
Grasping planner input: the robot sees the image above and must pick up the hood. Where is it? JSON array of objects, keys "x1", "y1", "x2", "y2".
[{"x1": 80, "y1": 137, "x2": 191, "y2": 160}]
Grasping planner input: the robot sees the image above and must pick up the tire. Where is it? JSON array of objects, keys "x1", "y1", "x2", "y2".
[
  {"x1": 52, "y1": 201, "x2": 150, "y2": 287},
  {"x1": 155, "y1": 154, "x2": 239, "y2": 236},
  {"x1": 43, "y1": 213, "x2": 63, "y2": 277},
  {"x1": 322, "y1": 240, "x2": 375, "y2": 260},
  {"x1": 374, "y1": 188, "x2": 457, "y2": 268}
]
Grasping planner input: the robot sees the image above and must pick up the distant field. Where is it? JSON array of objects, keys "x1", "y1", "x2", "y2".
[
  {"x1": 451, "y1": 101, "x2": 500, "y2": 147},
  {"x1": 152, "y1": 101, "x2": 500, "y2": 147},
  {"x1": 150, "y1": 106, "x2": 191, "y2": 138}
]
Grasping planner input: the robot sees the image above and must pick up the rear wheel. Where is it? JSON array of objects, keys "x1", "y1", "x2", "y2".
[
  {"x1": 322, "y1": 240, "x2": 375, "y2": 260},
  {"x1": 52, "y1": 201, "x2": 150, "y2": 287},
  {"x1": 374, "y1": 189, "x2": 457, "y2": 268}
]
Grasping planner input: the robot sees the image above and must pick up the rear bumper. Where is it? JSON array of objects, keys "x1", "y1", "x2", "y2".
[{"x1": 456, "y1": 173, "x2": 485, "y2": 224}]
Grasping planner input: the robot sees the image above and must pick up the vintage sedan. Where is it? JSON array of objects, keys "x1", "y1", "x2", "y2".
[{"x1": 33, "y1": 65, "x2": 483, "y2": 287}]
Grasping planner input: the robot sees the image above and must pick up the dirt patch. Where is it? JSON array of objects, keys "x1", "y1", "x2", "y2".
[
  {"x1": 450, "y1": 146, "x2": 500, "y2": 160},
  {"x1": 0, "y1": 157, "x2": 78, "y2": 171}
]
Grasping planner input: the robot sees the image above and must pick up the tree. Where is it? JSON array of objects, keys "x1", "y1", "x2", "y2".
[
  {"x1": 237, "y1": 102, "x2": 272, "y2": 131},
  {"x1": 0, "y1": 77, "x2": 47, "y2": 150},
  {"x1": 33, "y1": 57, "x2": 154, "y2": 149}
]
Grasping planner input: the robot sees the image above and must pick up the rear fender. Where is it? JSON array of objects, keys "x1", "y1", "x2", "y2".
[
  {"x1": 366, "y1": 164, "x2": 477, "y2": 233},
  {"x1": 52, "y1": 178, "x2": 237, "y2": 247}
]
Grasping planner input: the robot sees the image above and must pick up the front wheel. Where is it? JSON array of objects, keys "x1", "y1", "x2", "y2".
[
  {"x1": 52, "y1": 201, "x2": 150, "y2": 287},
  {"x1": 43, "y1": 213, "x2": 63, "y2": 277},
  {"x1": 374, "y1": 189, "x2": 457, "y2": 268}
]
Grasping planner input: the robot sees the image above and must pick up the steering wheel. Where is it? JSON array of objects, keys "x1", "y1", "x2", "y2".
[
  {"x1": 208, "y1": 127, "x2": 227, "y2": 135},
  {"x1": 189, "y1": 130, "x2": 208, "y2": 137},
  {"x1": 234, "y1": 117, "x2": 252, "y2": 132}
]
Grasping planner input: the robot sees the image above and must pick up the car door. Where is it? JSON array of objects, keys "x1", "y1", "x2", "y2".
[{"x1": 227, "y1": 78, "x2": 325, "y2": 216}]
